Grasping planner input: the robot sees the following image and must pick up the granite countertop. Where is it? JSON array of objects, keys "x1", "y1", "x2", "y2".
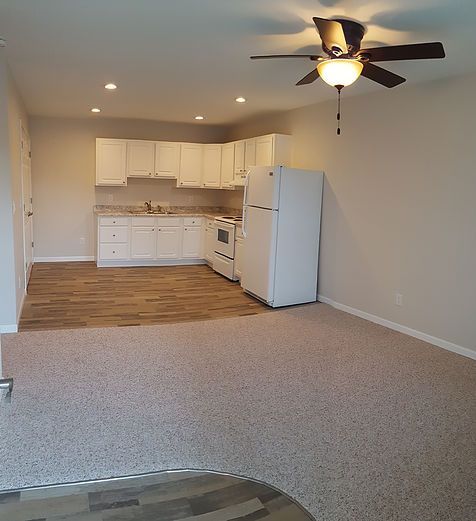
[{"x1": 94, "y1": 205, "x2": 242, "y2": 220}]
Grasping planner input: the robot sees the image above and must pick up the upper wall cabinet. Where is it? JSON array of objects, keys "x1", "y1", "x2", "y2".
[
  {"x1": 178, "y1": 143, "x2": 203, "y2": 188},
  {"x1": 256, "y1": 134, "x2": 292, "y2": 167},
  {"x1": 202, "y1": 144, "x2": 222, "y2": 189},
  {"x1": 245, "y1": 139, "x2": 256, "y2": 171},
  {"x1": 96, "y1": 139, "x2": 127, "y2": 186},
  {"x1": 220, "y1": 143, "x2": 235, "y2": 189},
  {"x1": 96, "y1": 134, "x2": 292, "y2": 189},
  {"x1": 155, "y1": 141, "x2": 180, "y2": 179},
  {"x1": 127, "y1": 140, "x2": 155, "y2": 178}
]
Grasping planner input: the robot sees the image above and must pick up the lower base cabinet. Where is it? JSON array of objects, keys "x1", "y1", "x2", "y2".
[
  {"x1": 182, "y1": 226, "x2": 201, "y2": 258},
  {"x1": 234, "y1": 236, "x2": 244, "y2": 280},
  {"x1": 131, "y1": 227, "x2": 157, "y2": 259},
  {"x1": 157, "y1": 226, "x2": 181, "y2": 259},
  {"x1": 97, "y1": 215, "x2": 206, "y2": 266}
]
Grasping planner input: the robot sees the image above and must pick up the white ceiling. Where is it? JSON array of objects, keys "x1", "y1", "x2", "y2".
[{"x1": 1, "y1": 0, "x2": 475, "y2": 125}]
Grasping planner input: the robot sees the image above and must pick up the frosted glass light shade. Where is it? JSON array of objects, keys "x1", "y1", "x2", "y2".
[{"x1": 317, "y1": 59, "x2": 363, "y2": 87}]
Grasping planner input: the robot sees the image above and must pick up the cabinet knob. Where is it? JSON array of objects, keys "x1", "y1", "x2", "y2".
[
  {"x1": 113, "y1": 250, "x2": 116, "y2": 254},
  {"x1": 152, "y1": 228, "x2": 154, "y2": 231},
  {"x1": 122, "y1": 181, "x2": 125, "y2": 184},
  {"x1": 149, "y1": 172, "x2": 152, "y2": 176},
  {"x1": 112, "y1": 234, "x2": 116, "y2": 237},
  {"x1": 155, "y1": 173, "x2": 158, "y2": 176}
]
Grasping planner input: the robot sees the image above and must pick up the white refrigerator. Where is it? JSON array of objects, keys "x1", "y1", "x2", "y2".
[{"x1": 241, "y1": 166, "x2": 324, "y2": 307}]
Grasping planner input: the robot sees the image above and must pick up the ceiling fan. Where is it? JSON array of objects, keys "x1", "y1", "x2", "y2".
[{"x1": 251, "y1": 17, "x2": 445, "y2": 134}]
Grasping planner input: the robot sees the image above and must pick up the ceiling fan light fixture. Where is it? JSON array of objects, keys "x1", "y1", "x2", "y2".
[{"x1": 317, "y1": 58, "x2": 363, "y2": 88}]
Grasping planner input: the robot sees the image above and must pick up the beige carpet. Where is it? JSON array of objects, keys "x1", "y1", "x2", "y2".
[{"x1": 1, "y1": 303, "x2": 475, "y2": 521}]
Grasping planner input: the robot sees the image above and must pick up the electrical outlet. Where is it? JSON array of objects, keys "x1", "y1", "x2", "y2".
[
  {"x1": 79, "y1": 237, "x2": 85, "y2": 245},
  {"x1": 106, "y1": 193, "x2": 114, "y2": 203},
  {"x1": 18, "y1": 276, "x2": 22, "y2": 290},
  {"x1": 395, "y1": 293, "x2": 403, "y2": 306}
]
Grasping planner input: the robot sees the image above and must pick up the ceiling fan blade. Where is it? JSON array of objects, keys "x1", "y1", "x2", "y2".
[
  {"x1": 361, "y1": 63, "x2": 406, "y2": 88},
  {"x1": 296, "y1": 69, "x2": 319, "y2": 86},
  {"x1": 312, "y1": 17, "x2": 347, "y2": 53},
  {"x1": 359, "y1": 42, "x2": 445, "y2": 62},
  {"x1": 250, "y1": 54, "x2": 321, "y2": 61}
]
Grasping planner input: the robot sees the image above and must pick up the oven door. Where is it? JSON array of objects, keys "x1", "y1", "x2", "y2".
[{"x1": 215, "y1": 221, "x2": 235, "y2": 259}]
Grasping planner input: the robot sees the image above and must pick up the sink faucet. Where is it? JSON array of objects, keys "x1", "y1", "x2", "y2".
[
  {"x1": 145, "y1": 200, "x2": 152, "y2": 213},
  {"x1": 156, "y1": 204, "x2": 162, "y2": 213}
]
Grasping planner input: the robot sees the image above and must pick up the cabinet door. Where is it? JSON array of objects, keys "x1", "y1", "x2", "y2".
[
  {"x1": 234, "y1": 140, "x2": 245, "y2": 174},
  {"x1": 220, "y1": 143, "x2": 235, "y2": 188},
  {"x1": 202, "y1": 145, "x2": 222, "y2": 188},
  {"x1": 205, "y1": 227, "x2": 215, "y2": 262},
  {"x1": 255, "y1": 135, "x2": 274, "y2": 167},
  {"x1": 131, "y1": 227, "x2": 156, "y2": 259},
  {"x1": 157, "y1": 227, "x2": 181, "y2": 259},
  {"x1": 96, "y1": 139, "x2": 127, "y2": 186},
  {"x1": 182, "y1": 226, "x2": 202, "y2": 258},
  {"x1": 178, "y1": 144, "x2": 203, "y2": 187},
  {"x1": 155, "y1": 141, "x2": 180, "y2": 179},
  {"x1": 234, "y1": 238, "x2": 244, "y2": 279},
  {"x1": 244, "y1": 138, "x2": 256, "y2": 171},
  {"x1": 127, "y1": 141, "x2": 155, "y2": 178}
]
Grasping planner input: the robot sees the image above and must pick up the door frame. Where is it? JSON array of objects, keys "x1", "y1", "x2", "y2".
[{"x1": 20, "y1": 122, "x2": 33, "y2": 289}]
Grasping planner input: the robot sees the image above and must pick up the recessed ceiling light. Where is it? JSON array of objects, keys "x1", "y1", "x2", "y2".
[
  {"x1": 235, "y1": 97, "x2": 246, "y2": 103},
  {"x1": 91, "y1": 107, "x2": 101, "y2": 113},
  {"x1": 105, "y1": 83, "x2": 117, "y2": 90},
  {"x1": 194, "y1": 115, "x2": 204, "y2": 120}
]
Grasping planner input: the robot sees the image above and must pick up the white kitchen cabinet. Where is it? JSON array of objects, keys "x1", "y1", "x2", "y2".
[
  {"x1": 234, "y1": 140, "x2": 245, "y2": 174},
  {"x1": 182, "y1": 226, "x2": 202, "y2": 258},
  {"x1": 156, "y1": 226, "x2": 181, "y2": 259},
  {"x1": 178, "y1": 144, "x2": 203, "y2": 187},
  {"x1": 245, "y1": 138, "x2": 256, "y2": 170},
  {"x1": 154, "y1": 141, "x2": 180, "y2": 179},
  {"x1": 205, "y1": 226, "x2": 215, "y2": 263},
  {"x1": 234, "y1": 236, "x2": 244, "y2": 280},
  {"x1": 255, "y1": 134, "x2": 292, "y2": 167},
  {"x1": 220, "y1": 143, "x2": 235, "y2": 189},
  {"x1": 127, "y1": 140, "x2": 155, "y2": 178},
  {"x1": 96, "y1": 139, "x2": 127, "y2": 186},
  {"x1": 234, "y1": 138, "x2": 256, "y2": 185},
  {"x1": 131, "y1": 226, "x2": 157, "y2": 259},
  {"x1": 202, "y1": 145, "x2": 222, "y2": 188},
  {"x1": 255, "y1": 135, "x2": 274, "y2": 167}
]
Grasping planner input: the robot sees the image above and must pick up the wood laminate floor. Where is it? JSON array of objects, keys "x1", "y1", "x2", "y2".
[
  {"x1": 0, "y1": 470, "x2": 313, "y2": 520},
  {"x1": 19, "y1": 262, "x2": 270, "y2": 332}
]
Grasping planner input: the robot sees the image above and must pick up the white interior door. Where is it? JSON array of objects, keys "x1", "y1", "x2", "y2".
[{"x1": 21, "y1": 126, "x2": 33, "y2": 287}]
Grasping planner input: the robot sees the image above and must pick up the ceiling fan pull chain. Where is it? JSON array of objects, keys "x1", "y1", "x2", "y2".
[{"x1": 336, "y1": 85, "x2": 343, "y2": 135}]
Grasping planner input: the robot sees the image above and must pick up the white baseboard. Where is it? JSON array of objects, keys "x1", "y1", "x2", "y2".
[
  {"x1": 16, "y1": 290, "x2": 26, "y2": 325},
  {"x1": 34, "y1": 256, "x2": 95, "y2": 262},
  {"x1": 317, "y1": 295, "x2": 476, "y2": 361},
  {"x1": 0, "y1": 324, "x2": 18, "y2": 334}
]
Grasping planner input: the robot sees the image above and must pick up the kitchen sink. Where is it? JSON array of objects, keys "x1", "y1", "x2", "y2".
[{"x1": 128, "y1": 210, "x2": 173, "y2": 215}]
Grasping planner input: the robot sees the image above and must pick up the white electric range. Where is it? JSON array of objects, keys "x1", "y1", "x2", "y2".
[{"x1": 213, "y1": 216, "x2": 242, "y2": 280}]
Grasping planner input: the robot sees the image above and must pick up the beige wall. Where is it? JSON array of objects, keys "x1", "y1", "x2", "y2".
[
  {"x1": 227, "y1": 73, "x2": 476, "y2": 353},
  {"x1": 30, "y1": 116, "x2": 230, "y2": 259},
  {"x1": 0, "y1": 49, "x2": 29, "y2": 330}
]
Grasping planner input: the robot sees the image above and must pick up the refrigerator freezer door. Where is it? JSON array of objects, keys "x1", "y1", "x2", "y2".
[
  {"x1": 244, "y1": 166, "x2": 281, "y2": 210},
  {"x1": 241, "y1": 206, "x2": 278, "y2": 304}
]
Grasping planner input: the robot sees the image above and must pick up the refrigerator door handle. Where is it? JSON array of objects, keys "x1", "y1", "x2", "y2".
[
  {"x1": 243, "y1": 171, "x2": 250, "y2": 206},
  {"x1": 242, "y1": 206, "x2": 248, "y2": 238}
]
